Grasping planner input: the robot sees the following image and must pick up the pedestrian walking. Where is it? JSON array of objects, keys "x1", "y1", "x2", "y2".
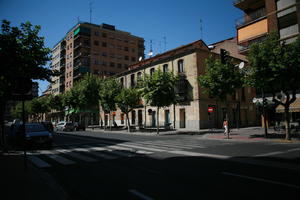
[{"x1": 223, "y1": 119, "x2": 229, "y2": 136}]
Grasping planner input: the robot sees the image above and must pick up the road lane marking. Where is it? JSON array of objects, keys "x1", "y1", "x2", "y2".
[
  {"x1": 254, "y1": 151, "x2": 284, "y2": 157},
  {"x1": 28, "y1": 155, "x2": 51, "y2": 168},
  {"x1": 129, "y1": 189, "x2": 155, "y2": 200},
  {"x1": 169, "y1": 150, "x2": 230, "y2": 159},
  {"x1": 222, "y1": 172, "x2": 300, "y2": 189}
]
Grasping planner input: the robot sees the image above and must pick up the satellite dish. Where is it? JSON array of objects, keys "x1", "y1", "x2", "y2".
[
  {"x1": 139, "y1": 56, "x2": 142, "y2": 61},
  {"x1": 238, "y1": 62, "x2": 245, "y2": 69}
]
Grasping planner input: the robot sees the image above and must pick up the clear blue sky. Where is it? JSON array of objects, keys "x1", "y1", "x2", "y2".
[{"x1": 0, "y1": 0, "x2": 242, "y2": 95}]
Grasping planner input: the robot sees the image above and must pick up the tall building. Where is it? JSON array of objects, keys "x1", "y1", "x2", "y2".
[
  {"x1": 51, "y1": 22, "x2": 145, "y2": 94},
  {"x1": 234, "y1": 0, "x2": 300, "y2": 54}
]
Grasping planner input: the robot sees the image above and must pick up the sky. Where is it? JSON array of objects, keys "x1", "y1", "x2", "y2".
[{"x1": 0, "y1": 0, "x2": 243, "y2": 95}]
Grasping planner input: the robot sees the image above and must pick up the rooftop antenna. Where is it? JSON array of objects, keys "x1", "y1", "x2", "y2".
[
  {"x1": 163, "y1": 36, "x2": 167, "y2": 52},
  {"x1": 89, "y1": 1, "x2": 94, "y2": 23},
  {"x1": 148, "y1": 39, "x2": 153, "y2": 57},
  {"x1": 200, "y1": 19, "x2": 203, "y2": 40}
]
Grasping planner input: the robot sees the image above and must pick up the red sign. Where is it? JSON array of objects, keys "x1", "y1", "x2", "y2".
[{"x1": 208, "y1": 107, "x2": 214, "y2": 113}]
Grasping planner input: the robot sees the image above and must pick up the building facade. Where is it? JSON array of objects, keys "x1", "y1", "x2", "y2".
[
  {"x1": 234, "y1": 0, "x2": 300, "y2": 125},
  {"x1": 51, "y1": 22, "x2": 145, "y2": 94},
  {"x1": 235, "y1": 0, "x2": 300, "y2": 54},
  {"x1": 100, "y1": 40, "x2": 257, "y2": 130}
]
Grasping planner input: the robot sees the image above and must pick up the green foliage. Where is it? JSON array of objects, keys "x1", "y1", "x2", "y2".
[
  {"x1": 99, "y1": 77, "x2": 121, "y2": 113},
  {"x1": 142, "y1": 69, "x2": 177, "y2": 107},
  {"x1": 198, "y1": 55, "x2": 242, "y2": 101},
  {"x1": 116, "y1": 88, "x2": 141, "y2": 114},
  {"x1": 0, "y1": 20, "x2": 56, "y2": 100},
  {"x1": 48, "y1": 94, "x2": 64, "y2": 111},
  {"x1": 246, "y1": 33, "x2": 300, "y2": 140}
]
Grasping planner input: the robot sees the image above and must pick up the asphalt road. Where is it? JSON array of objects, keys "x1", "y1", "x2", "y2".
[{"x1": 27, "y1": 131, "x2": 300, "y2": 199}]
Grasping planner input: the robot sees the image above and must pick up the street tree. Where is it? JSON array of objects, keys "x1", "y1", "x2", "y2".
[
  {"x1": 115, "y1": 88, "x2": 142, "y2": 132},
  {"x1": 198, "y1": 54, "x2": 242, "y2": 136},
  {"x1": 48, "y1": 94, "x2": 64, "y2": 112},
  {"x1": 0, "y1": 20, "x2": 57, "y2": 149},
  {"x1": 141, "y1": 69, "x2": 177, "y2": 134},
  {"x1": 246, "y1": 33, "x2": 300, "y2": 140},
  {"x1": 99, "y1": 78, "x2": 121, "y2": 130}
]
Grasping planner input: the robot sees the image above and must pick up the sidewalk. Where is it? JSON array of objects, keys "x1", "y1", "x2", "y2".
[
  {"x1": 85, "y1": 126, "x2": 300, "y2": 143},
  {"x1": 0, "y1": 151, "x2": 68, "y2": 200}
]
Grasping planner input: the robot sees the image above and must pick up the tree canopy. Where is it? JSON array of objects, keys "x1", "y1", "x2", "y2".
[{"x1": 246, "y1": 33, "x2": 300, "y2": 140}]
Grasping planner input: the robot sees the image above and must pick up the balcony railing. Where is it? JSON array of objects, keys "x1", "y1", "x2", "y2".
[
  {"x1": 238, "y1": 35, "x2": 267, "y2": 53},
  {"x1": 236, "y1": 7, "x2": 266, "y2": 28}
]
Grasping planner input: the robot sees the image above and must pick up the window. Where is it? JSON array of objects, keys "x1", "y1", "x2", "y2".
[
  {"x1": 150, "y1": 68, "x2": 155, "y2": 76},
  {"x1": 120, "y1": 77, "x2": 124, "y2": 88},
  {"x1": 124, "y1": 56, "x2": 129, "y2": 60},
  {"x1": 102, "y1": 32, "x2": 107, "y2": 37},
  {"x1": 102, "y1": 42, "x2": 107, "y2": 47},
  {"x1": 102, "y1": 52, "x2": 107, "y2": 57},
  {"x1": 124, "y1": 47, "x2": 129, "y2": 51},
  {"x1": 137, "y1": 72, "x2": 142, "y2": 80},
  {"x1": 178, "y1": 60, "x2": 184, "y2": 73},
  {"x1": 131, "y1": 57, "x2": 136, "y2": 62},
  {"x1": 163, "y1": 64, "x2": 168, "y2": 73},
  {"x1": 117, "y1": 63, "x2": 122, "y2": 68},
  {"x1": 95, "y1": 31, "x2": 99, "y2": 36},
  {"x1": 110, "y1": 62, "x2": 115, "y2": 67},
  {"x1": 131, "y1": 74, "x2": 135, "y2": 88},
  {"x1": 94, "y1": 40, "x2": 99, "y2": 46}
]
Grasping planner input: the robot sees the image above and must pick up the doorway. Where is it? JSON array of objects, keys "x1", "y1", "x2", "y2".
[{"x1": 179, "y1": 109, "x2": 186, "y2": 128}]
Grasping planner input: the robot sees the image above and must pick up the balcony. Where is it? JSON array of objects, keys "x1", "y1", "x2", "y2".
[
  {"x1": 238, "y1": 35, "x2": 267, "y2": 54},
  {"x1": 236, "y1": 7, "x2": 266, "y2": 28},
  {"x1": 234, "y1": 0, "x2": 264, "y2": 10}
]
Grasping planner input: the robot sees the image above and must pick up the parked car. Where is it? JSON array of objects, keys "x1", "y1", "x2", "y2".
[
  {"x1": 41, "y1": 121, "x2": 54, "y2": 132},
  {"x1": 74, "y1": 122, "x2": 86, "y2": 131},
  {"x1": 55, "y1": 121, "x2": 75, "y2": 131},
  {"x1": 10, "y1": 123, "x2": 53, "y2": 148}
]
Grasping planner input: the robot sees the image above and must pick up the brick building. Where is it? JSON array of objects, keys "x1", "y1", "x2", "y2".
[{"x1": 51, "y1": 22, "x2": 145, "y2": 94}]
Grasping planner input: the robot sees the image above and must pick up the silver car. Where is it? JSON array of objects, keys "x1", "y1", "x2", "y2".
[{"x1": 55, "y1": 122, "x2": 75, "y2": 131}]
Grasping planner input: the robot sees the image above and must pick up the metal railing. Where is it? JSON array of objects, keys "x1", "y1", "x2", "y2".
[{"x1": 236, "y1": 7, "x2": 266, "y2": 27}]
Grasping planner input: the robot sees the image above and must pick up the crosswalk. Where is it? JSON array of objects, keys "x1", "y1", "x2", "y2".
[{"x1": 27, "y1": 139, "x2": 207, "y2": 168}]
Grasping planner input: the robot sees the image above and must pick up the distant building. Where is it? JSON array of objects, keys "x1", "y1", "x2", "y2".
[
  {"x1": 51, "y1": 22, "x2": 145, "y2": 94},
  {"x1": 234, "y1": 0, "x2": 300, "y2": 54},
  {"x1": 100, "y1": 40, "x2": 257, "y2": 130},
  {"x1": 209, "y1": 37, "x2": 247, "y2": 61}
]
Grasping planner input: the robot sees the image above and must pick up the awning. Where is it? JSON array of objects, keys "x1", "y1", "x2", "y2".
[{"x1": 276, "y1": 98, "x2": 300, "y2": 113}]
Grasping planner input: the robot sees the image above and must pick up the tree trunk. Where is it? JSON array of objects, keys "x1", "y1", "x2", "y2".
[
  {"x1": 157, "y1": 107, "x2": 160, "y2": 134},
  {"x1": 284, "y1": 106, "x2": 291, "y2": 140},
  {"x1": 126, "y1": 113, "x2": 131, "y2": 132},
  {"x1": 109, "y1": 112, "x2": 112, "y2": 131}
]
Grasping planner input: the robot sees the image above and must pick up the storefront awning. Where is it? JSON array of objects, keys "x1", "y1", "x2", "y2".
[{"x1": 276, "y1": 98, "x2": 300, "y2": 113}]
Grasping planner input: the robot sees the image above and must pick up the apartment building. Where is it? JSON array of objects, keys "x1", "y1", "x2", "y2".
[
  {"x1": 234, "y1": 0, "x2": 300, "y2": 54},
  {"x1": 51, "y1": 22, "x2": 145, "y2": 94},
  {"x1": 234, "y1": 0, "x2": 300, "y2": 125},
  {"x1": 100, "y1": 40, "x2": 257, "y2": 130}
]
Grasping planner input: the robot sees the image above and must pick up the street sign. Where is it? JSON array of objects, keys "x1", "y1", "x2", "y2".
[{"x1": 208, "y1": 106, "x2": 215, "y2": 113}]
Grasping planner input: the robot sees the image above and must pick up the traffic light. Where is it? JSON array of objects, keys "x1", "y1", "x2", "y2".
[{"x1": 220, "y1": 48, "x2": 229, "y2": 64}]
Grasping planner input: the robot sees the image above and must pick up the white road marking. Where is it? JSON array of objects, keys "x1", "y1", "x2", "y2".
[
  {"x1": 254, "y1": 151, "x2": 284, "y2": 157},
  {"x1": 119, "y1": 143, "x2": 167, "y2": 152},
  {"x1": 44, "y1": 153, "x2": 75, "y2": 165},
  {"x1": 129, "y1": 189, "x2": 155, "y2": 200},
  {"x1": 169, "y1": 150, "x2": 230, "y2": 159},
  {"x1": 222, "y1": 172, "x2": 300, "y2": 189},
  {"x1": 28, "y1": 155, "x2": 51, "y2": 168},
  {"x1": 56, "y1": 149, "x2": 97, "y2": 162}
]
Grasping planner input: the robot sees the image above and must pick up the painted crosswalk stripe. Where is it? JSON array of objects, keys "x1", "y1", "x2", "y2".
[
  {"x1": 137, "y1": 141, "x2": 193, "y2": 149},
  {"x1": 28, "y1": 155, "x2": 51, "y2": 168},
  {"x1": 129, "y1": 142, "x2": 177, "y2": 151},
  {"x1": 169, "y1": 150, "x2": 230, "y2": 159},
  {"x1": 56, "y1": 149, "x2": 97, "y2": 162},
  {"x1": 44, "y1": 153, "x2": 76, "y2": 165},
  {"x1": 120, "y1": 143, "x2": 166, "y2": 152}
]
